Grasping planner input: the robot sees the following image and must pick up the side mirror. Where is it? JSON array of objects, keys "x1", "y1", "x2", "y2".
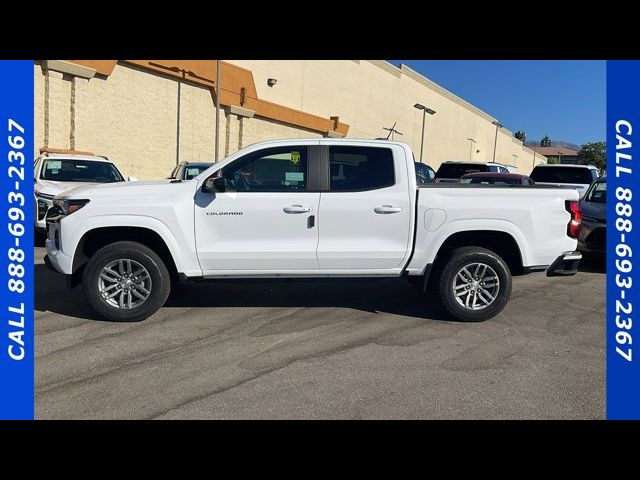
[
  {"x1": 128, "y1": 176, "x2": 139, "y2": 182},
  {"x1": 202, "y1": 176, "x2": 226, "y2": 193}
]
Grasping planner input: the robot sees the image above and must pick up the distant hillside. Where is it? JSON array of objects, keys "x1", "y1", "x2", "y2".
[{"x1": 525, "y1": 140, "x2": 581, "y2": 151}]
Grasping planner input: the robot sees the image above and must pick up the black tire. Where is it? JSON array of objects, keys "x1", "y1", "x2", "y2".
[
  {"x1": 437, "y1": 246, "x2": 512, "y2": 322},
  {"x1": 82, "y1": 241, "x2": 171, "y2": 322}
]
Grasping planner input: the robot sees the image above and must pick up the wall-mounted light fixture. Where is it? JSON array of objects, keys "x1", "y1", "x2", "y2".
[{"x1": 267, "y1": 78, "x2": 277, "y2": 87}]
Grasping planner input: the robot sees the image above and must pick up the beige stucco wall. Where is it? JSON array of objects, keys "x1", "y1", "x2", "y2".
[
  {"x1": 230, "y1": 60, "x2": 545, "y2": 174},
  {"x1": 34, "y1": 60, "x2": 545, "y2": 179}
]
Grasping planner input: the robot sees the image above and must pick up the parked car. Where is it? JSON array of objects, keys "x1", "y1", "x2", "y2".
[
  {"x1": 529, "y1": 164, "x2": 599, "y2": 198},
  {"x1": 414, "y1": 162, "x2": 436, "y2": 184},
  {"x1": 434, "y1": 161, "x2": 510, "y2": 183},
  {"x1": 44, "y1": 139, "x2": 582, "y2": 323},
  {"x1": 578, "y1": 176, "x2": 606, "y2": 254},
  {"x1": 168, "y1": 162, "x2": 214, "y2": 181},
  {"x1": 458, "y1": 172, "x2": 535, "y2": 185},
  {"x1": 34, "y1": 152, "x2": 133, "y2": 234}
]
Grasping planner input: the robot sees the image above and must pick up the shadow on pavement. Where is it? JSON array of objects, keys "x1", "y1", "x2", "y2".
[{"x1": 35, "y1": 263, "x2": 450, "y2": 322}]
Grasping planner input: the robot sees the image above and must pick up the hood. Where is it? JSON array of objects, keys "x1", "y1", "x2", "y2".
[
  {"x1": 56, "y1": 179, "x2": 179, "y2": 199},
  {"x1": 580, "y1": 199, "x2": 606, "y2": 221},
  {"x1": 35, "y1": 179, "x2": 102, "y2": 197}
]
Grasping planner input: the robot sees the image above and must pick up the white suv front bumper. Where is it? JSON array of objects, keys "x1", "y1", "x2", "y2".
[{"x1": 45, "y1": 223, "x2": 73, "y2": 275}]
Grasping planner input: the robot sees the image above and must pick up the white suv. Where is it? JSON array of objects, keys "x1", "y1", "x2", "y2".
[
  {"x1": 34, "y1": 152, "x2": 133, "y2": 233},
  {"x1": 530, "y1": 164, "x2": 600, "y2": 198}
]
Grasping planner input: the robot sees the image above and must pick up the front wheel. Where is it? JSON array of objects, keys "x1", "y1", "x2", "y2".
[
  {"x1": 437, "y1": 246, "x2": 512, "y2": 322},
  {"x1": 82, "y1": 241, "x2": 171, "y2": 322}
]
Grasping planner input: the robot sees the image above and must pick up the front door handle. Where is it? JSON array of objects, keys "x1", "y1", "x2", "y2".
[
  {"x1": 374, "y1": 205, "x2": 403, "y2": 214},
  {"x1": 283, "y1": 205, "x2": 312, "y2": 214}
]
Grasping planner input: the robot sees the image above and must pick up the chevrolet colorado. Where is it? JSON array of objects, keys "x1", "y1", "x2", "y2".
[{"x1": 44, "y1": 139, "x2": 582, "y2": 322}]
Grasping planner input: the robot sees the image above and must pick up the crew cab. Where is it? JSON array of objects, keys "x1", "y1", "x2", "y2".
[{"x1": 44, "y1": 139, "x2": 582, "y2": 323}]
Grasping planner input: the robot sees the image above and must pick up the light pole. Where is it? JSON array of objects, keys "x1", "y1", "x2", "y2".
[
  {"x1": 557, "y1": 150, "x2": 563, "y2": 164},
  {"x1": 466, "y1": 137, "x2": 477, "y2": 161},
  {"x1": 215, "y1": 60, "x2": 221, "y2": 162},
  {"x1": 492, "y1": 120, "x2": 503, "y2": 162},
  {"x1": 414, "y1": 103, "x2": 436, "y2": 163}
]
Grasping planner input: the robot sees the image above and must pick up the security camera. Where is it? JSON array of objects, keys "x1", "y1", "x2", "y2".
[{"x1": 267, "y1": 78, "x2": 277, "y2": 87}]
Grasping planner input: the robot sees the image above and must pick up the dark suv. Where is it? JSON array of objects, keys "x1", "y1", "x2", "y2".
[{"x1": 578, "y1": 176, "x2": 606, "y2": 254}]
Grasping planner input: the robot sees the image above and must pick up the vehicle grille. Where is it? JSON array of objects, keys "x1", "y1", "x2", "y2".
[{"x1": 586, "y1": 228, "x2": 606, "y2": 251}]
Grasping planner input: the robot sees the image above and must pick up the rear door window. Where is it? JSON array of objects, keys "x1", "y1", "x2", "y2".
[
  {"x1": 435, "y1": 163, "x2": 489, "y2": 179},
  {"x1": 530, "y1": 166, "x2": 593, "y2": 184},
  {"x1": 329, "y1": 146, "x2": 394, "y2": 191}
]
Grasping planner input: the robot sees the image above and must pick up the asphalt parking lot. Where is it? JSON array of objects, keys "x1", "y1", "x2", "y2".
[{"x1": 34, "y1": 246, "x2": 605, "y2": 419}]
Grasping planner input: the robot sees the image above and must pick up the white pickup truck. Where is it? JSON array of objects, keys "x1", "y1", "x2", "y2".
[{"x1": 44, "y1": 139, "x2": 583, "y2": 323}]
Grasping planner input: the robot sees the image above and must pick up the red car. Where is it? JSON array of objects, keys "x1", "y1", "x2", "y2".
[{"x1": 457, "y1": 172, "x2": 535, "y2": 185}]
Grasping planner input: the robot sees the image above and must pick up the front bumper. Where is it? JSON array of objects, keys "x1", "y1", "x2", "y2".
[
  {"x1": 45, "y1": 223, "x2": 73, "y2": 275},
  {"x1": 546, "y1": 251, "x2": 582, "y2": 277},
  {"x1": 578, "y1": 218, "x2": 606, "y2": 254}
]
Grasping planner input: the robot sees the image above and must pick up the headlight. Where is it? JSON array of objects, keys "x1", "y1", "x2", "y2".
[{"x1": 53, "y1": 198, "x2": 90, "y2": 215}]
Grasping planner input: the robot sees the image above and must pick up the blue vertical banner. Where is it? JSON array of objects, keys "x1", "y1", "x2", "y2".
[
  {"x1": 607, "y1": 61, "x2": 640, "y2": 419},
  {"x1": 0, "y1": 61, "x2": 34, "y2": 419}
]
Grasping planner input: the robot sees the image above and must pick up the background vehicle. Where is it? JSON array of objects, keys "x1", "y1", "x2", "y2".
[
  {"x1": 578, "y1": 176, "x2": 606, "y2": 254},
  {"x1": 414, "y1": 162, "x2": 436, "y2": 184},
  {"x1": 434, "y1": 161, "x2": 510, "y2": 183},
  {"x1": 44, "y1": 139, "x2": 581, "y2": 324},
  {"x1": 458, "y1": 172, "x2": 535, "y2": 185},
  {"x1": 167, "y1": 162, "x2": 214, "y2": 181},
  {"x1": 34, "y1": 152, "x2": 133, "y2": 233},
  {"x1": 529, "y1": 164, "x2": 599, "y2": 198}
]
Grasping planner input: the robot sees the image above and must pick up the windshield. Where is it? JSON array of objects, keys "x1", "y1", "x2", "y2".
[
  {"x1": 459, "y1": 176, "x2": 519, "y2": 185},
  {"x1": 585, "y1": 180, "x2": 606, "y2": 203},
  {"x1": 435, "y1": 163, "x2": 489, "y2": 179},
  {"x1": 530, "y1": 166, "x2": 592, "y2": 184},
  {"x1": 41, "y1": 159, "x2": 124, "y2": 183},
  {"x1": 184, "y1": 165, "x2": 211, "y2": 180}
]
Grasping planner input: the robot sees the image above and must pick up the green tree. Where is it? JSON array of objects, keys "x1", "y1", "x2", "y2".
[{"x1": 577, "y1": 142, "x2": 606, "y2": 171}]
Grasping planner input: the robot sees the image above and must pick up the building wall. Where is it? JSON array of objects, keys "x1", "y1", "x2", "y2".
[
  {"x1": 34, "y1": 60, "x2": 545, "y2": 180},
  {"x1": 231, "y1": 60, "x2": 544, "y2": 174}
]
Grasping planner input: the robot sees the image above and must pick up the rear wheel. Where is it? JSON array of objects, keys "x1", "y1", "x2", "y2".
[
  {"x1": 437, "y1": 246, "x2": 512, "y2": 322},
  {"x1": 82, "y1": 241, "x2": 171, "y2": 322}
]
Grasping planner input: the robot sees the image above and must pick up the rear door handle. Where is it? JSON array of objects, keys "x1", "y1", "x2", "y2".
[
  {"x1": 374, "y1": 205, "x2": 403, "y2": 214},
  {"x1": 283, "y1": 205, "x2": 313, "y2": 214}
]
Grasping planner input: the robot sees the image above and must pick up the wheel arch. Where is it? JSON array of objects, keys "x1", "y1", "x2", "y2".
[{"x1": 72, "y1": 226, "x2": 181, "y2": 285}]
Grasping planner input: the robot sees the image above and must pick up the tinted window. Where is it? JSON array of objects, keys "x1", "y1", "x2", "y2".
[
  {"x1": 459, "y1": 176, "x2": 519, "y2": 185},
  {"x1": 329, "y1": 146, "x2": 394, "y2": 191},
  {"x1": 530, "y1": 166, "x2": 593, "y2": 184},
  {"x1": 221, "y1": 147, "x2": 308, "y2": 192},
  {"x1": 585, "y1": 180, "x2": 606, "y2": 203},
  {"x1": 435, "y1": 163, "x2": 489, "y2": 179},
  {"x1": 40, "y1": 159, "x2": 124, "y2": 183}
]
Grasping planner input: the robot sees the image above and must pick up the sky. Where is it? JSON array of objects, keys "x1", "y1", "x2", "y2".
[{"x1": 391, "y1": 60, "x2": 605, "y2": 146}]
